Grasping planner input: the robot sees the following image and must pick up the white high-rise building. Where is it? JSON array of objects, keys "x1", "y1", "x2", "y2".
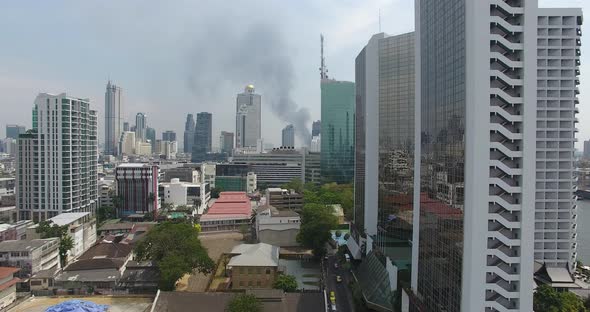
[
  {"x1": 135, "y1": 112, "x2": 147, "y2": 142},
  {"x1": 236, "y1": 85, "x2": 261, "y2": 148},
  {"x1": 104, "y1": 81, "x2": 123, "y2": 155},
  {"x1": 281, "y1": 124, "x2": 295, "y2": 148},
  {"x1": 17, "y1": 93, "x2": 98, "y2": 222},
  {"x1": 407, "y1": 1, "x2": 582, "y2": 311},
  {"x1": 310, "y1": 135, "x2": 321, "y2": 153}
]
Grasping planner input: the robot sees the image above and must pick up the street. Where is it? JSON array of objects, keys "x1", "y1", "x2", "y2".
[{"x1": 325, "y1": 253, "x2": 354, "y2": 312}]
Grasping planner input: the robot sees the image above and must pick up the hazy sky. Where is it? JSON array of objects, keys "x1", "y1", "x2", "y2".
[{"x1": 0, "y1": 0, "x2": 587, "y2": 149}]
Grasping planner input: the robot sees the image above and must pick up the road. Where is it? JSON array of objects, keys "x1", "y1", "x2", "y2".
[{"x1": 325, "y1": 253, "x2": 354, "y2": 312}]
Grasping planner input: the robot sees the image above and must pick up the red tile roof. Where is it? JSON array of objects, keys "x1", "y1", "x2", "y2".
[
  {"x1": 201, "y1": 192, "x2": 251, "y2": 220},
  {"x1": 0, "y1": 267, "x2": 19, "y2": 279},
  {"x1": 0, "y1": 277, "x2": 20, "y2": 292}
]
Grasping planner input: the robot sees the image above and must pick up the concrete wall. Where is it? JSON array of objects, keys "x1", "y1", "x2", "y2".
[
  {"x1": 258, "y1": 229, "x2": 299, "y2": 247},
  {"x1": 231, "y1": 265, "x2": 277, "y2": 289}
]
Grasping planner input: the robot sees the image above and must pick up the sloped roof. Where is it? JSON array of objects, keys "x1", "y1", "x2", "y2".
[
  {"x1": 228, "y1": 243, "x2": 279, "y2": 267},
  {"x1": 0, "y1": 267, "x2": 19, "y2": 279},
  {"x1": 65, "y1": 258, "x2": 125, "y2": 271},
  {"x1": 78, "y1": 243, "x2": 133, "y2": 260}
]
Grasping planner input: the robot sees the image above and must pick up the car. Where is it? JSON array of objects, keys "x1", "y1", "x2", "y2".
[
  {"x1": 331, "y1": 304, "x2": 337, "y2": 311},
  {"x1": 336, "y1": 275, "x2": 342, "y2": 283},
  {"x1": 329, "y1": 291, "x2": 336, "y2": 303},
  {"x1": 334, "y1": 263, "x2": 338, "y2": 269},
  {"x1": 324, "y1": 255, "x2": 329, "y2": 260}
]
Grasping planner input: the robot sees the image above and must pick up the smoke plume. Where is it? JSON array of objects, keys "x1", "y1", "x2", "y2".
[{"x1": 185, "y1": 22, "x2": 311, "y2": 145}]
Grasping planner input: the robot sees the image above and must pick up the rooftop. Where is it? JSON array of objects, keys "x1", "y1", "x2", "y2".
[
  {"x1": 47, "y1": 212, "x2": 90, "y2": 226},
  {"x1": 0, "y1": 267, "x2": 19, "y2": 279},
  {"x1": 228, "y1": 243, "x2": 279, "y2": 267},
  {"x1": 79, "y1": 242, "x2": 133, "y2": 260},
  {"x1": 203, "y1": 192, "x2": 251, "y2": 217},
  {"x1": 117, "y1": 163, "x2": 156, "y2": 168},
  {"x1": 0, "y1": 238, "x2": 59, "y2": 252},
  {"x1": 258, "y1": 205, "x2": 299, "y2": 218}
]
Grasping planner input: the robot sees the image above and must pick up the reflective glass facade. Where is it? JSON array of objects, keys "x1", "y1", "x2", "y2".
[
  {"x1": 417, "y1": 0, "x2": 465, "y2": 311},
  {"x1": 354, "y1": 48, "x2": 366, "y2": 237},
  {"x1": 320, "y1": 80, "x2": 355, "y2": 184}
]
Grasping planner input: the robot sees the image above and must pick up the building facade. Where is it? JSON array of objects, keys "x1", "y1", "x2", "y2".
[
  {"x1": 162, "y1": 130, "x2": 176, "y2": 142},
  {"x1": 5, "y1": 125, "x2": 25, "y2": 140},
  {"x1": 236, "y1": 85, "x2": 262, "y2": 148},
  {"x1": 0, "y1": 238, "x2": 60, "y2": 278},
  {"x1": 320, "y1": 80, "x2": 355, "y2": 184},
  {"x1": 281, "y1": 124, "x2": 295, "y2": 148},
  {"x1": 119, "y1": 131, "x2": 136, "y2": 155},
  {"x1": 146, "y1": 127, "x2": 156, "y2": 150},
  {"x1": 104, "y1": 81, "x2": 123, "y2": 156},
  {"x1": 220, "y1": 131, "x2": 235, "y2": 155},
  {"x1": 0, "y1": 267, "x2": 20, "y2": 309},
  {"x1": 256, "y1": 206, "x2": 300, "y2": 247},
  {"x1": 17, "y1": 93, "x2": 98, "y2": 222},
  {"x1": 184, "y1": 114, "x2": 195, "y2": 154},
  {"x1": 135, "y1": 113, "x2": 147, "y2": 142},
  {"x1": 311, "y1": 120, "x2": 321, "y2": 137},
  {"x1": 193, "y1": 112, "x2": 213, "y2": 161},
  {"x1": 114, "y1": 164, "x2": 159, "y2": 218},
  {"x1": 408, "y1": 1, "x2": 582, "y2": 311},
  {"x1": 159, "y1": 179, "x2": 210, "y2": 214},
  {"x1": 584, "y1": 140, "x2": 590, "y2": 159}
]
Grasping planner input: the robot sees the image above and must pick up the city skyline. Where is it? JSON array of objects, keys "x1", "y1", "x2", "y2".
[{"x1": 1, "y1": 0, "x2": 586, "y2": 150}]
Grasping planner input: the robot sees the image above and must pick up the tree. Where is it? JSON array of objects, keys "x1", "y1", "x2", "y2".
[
  {"x1": 97, "y1": 205, "x2": 116, "y2": 223},
  {"x1": 534, "y1": 284, "x2": 587, "y2": 312},
  {"x1": 281, "y1": 178, "x2": 303, "y2": 193},
  {"x1": 134, "y1": 222, "x2": 214, "y2": 290},
  {"x1": 36, "y1": 221, "x2": 73, "y2": 267},
  {"x1": 273, "y1": 274, "x2": 298, "y2": 292},
  {"x1": 297, "y1": 203, "x2": 338, "y2": 258},
  {"x1": 226, "y1": 294, "x2": 262, "y2": 312}
]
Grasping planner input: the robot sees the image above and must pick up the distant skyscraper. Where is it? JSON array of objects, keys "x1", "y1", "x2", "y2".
[
  {"x1": 310, "y1": 136, "x2": 321, "y2": 153},
  {"x1": 17, "y1": 93, "x2": 98, "y2": 222},
  {"x1": 311, "y1": 120, "x2": 321, "y2": 137},
  {"x1": 104, "y1": 81, "x2": 123, "y2": 155},
  {"x1": 281, "y1": 124, "x2": 295, "y2": 147},
  {"x1": 584, "y1": 140, "x2": 590, "y2": 159},
  {"x1": 135, "y1": 113, "x2": 147, "y2": 142},
  {"x1": 236, "y1": 85, "x2": 261, "y2": 148},
  {"x1": 123, "y1": 122, "x2": 129, "y2": 132},
  {"x1": 119, "y1": 131, "x2": 136, "y2": 155},
  {"x1": 193, "y1": 112, "x2": 212, "y2": 161},
  {"x1": 5, "y1": 125, "x2": 25, "y2": 140},
  {"x1": 162, "y1": 130, "x2": 177, "y2": 142},
  {"x1": 184, "y1": 114, "x2": 195, "y2": 154},
  {"x1": 220, "y1": 131, "x2": 234, "y2": 155},
  {"x1": 320, "y1": 80, "x2": 355, "y2": 184},
  {"x1": 146, "y1": 127, "x2": 156, "y2": 150}
]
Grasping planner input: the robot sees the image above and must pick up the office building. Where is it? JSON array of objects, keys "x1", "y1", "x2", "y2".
[
  {"x1": 135, "y1": 113, "x2": 147, "y2": 142},
  {"x1": 584, "y1": 140, "x2": 590, "y2": 159},
  {"x1": 193, "y1": 112, "x2": 212, "y2": 161},
  {"x1": 17, "y1": 93, "x2": 98, "y2": 222},
  {"x1": 146, "y1": 127, "x2": 156, "y2": 150},
  {"x1": 135, "y1": 141, "x2": 152, "y2": 156},
  {"x1": 405, "y1": 2, "x2": 583, "y2": 311},
  {"x1": 352, "y1": 32, "x2": 415, "y2": 311},
  {"x1": 236, "y1": 85, "x2": 261, "y2": 148},
  {"x1": 104, "y1": 81, "x2": 123, "y2": 155},
  {"x1": 231, "y1": 148, "x2": 304, "y2": 187},
  {"x1": 184, "y1": 114, "x2": 195, "y2": 154},
  {"x1": 162, "y1": 130, "x2": 176, "y2": 142},
  {"x1": 310, "y1": 136, "x2": 321, "y2": 153},
  {"x1": 220, "y1": 131, "x2": 234, "y2": 155},
  {"x1": 119, "y1": 131, "x2": 136, "y2": 155},
  {"x1": 162, "y1": 167, "x2": 200, "y2": 184},
  {"x1": 159, "y1": 179, "x2": 210, "y2": 214},
  {"x1": 5, "y1": 125, "x2": 25, "y2": 140},
  {"x1": 123, "y1": 122, "x2": 129, "y2": 132},
  {"x1": 114, "y1": 164, "x2": 159, "y2": 218},
  {"x1": 265, "y1": 188, "x2": 303, "y2": 211},
  {"x1": 320, "y1": 80, "x2": 355, "y2": 184},
  {"x1": 281, "y1": 124, "x2": 295, "y2": 148},
  {"x1": 0, "y1": 139, "x2": 17, "y2": 158},
  {"x1": 311, "y1": 120, "x2": 321, "y2": 137},
  {"x1": 303, "y1": 149, "x2": 321, "y2": 184}
]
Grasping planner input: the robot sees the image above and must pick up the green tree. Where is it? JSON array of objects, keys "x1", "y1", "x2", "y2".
[
  {"x1": 226, "y1": 294, "x2": 262, "y2": 312},
  {"x1": 533, "y1": 284, "x2": 587, "y2": 312},
  {"x1": 134, "y1": 222, "x2": 214, "y2": 290},
  {"x1": 97, "y1": 205, "x2": 116, "y2": 224},
  {"x1": 36, "y1": 221, "x2": 74, "y2": 266},
  {"x1": 297, "y1": 203, "x2": 338, "y2": 258},
  {"x1": 281, "y1": 178, "x2": 303, "y2": 193},
  {"x1": 273, "y1": 274, "x2": 298, "y2": 292}
]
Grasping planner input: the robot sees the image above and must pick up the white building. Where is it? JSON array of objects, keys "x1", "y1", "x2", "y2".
[
  {"x1": 0, "y1": 178, "x2": 15, "y2": 197},
  {"x1": 0, "y1": 238, "x2": 60, "y2": 278},
  {"x1": 159, "y1": 178, "x2": 210, "y2": 214},
  {"x1": 17, "y1": 93, "x2": 98, "y2": 222},
  {"x1": 201, "y1": 163, "x2": 216, "y2": 188},
  {"x1": 119, "y1": 131, "x2": 135, "y2": 155},
  {"x1": 135, "y1": 141, "x2": 152, "y2": 156},
  {"x1": 236, "y1": 85, "x2": 261, "y2": 148},
  {"x1": 405, "y1": 1, "x2": 582, "y2": 311},
  {"x1": 98, "y1": 179, "x2": 114, "y2": 208},
  {"x1": 310, "y1": 135, "x2": 321, "y2": 153},
  {"x1": 256, "y1": 205, "x2": 300, "y2": 247},
  {"x1": 104, "y1": 81, "x2": 123, "y2": 156},
  {"x1": 247, "y1": 172, "x2": 257, "y2": 194}
]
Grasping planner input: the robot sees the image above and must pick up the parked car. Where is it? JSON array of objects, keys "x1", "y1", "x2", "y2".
[{"x1": 336, "y1": 275, "x2": 342, "y2": 283}]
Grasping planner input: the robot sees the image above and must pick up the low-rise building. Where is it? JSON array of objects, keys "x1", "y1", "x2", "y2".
[
  {"x1": 199, "y1": 192, "x2": 251, "y2": 232},
  {"x1": 0, "y1": 178, "x2": 15, "y2": 197},
  {"x1": 256, "y1": 205, "x2": 300, "y2": 247},
  {"x1": 0, "y1": 220, "x2": 34, "y2": 242},
  {"x1": 162, "y1": 167, "x2": 200, "y2": 183},
  {"x1": 0, "y1": 206, "x2": 17, "y2": 223},
  {"x1": 98, "y1": 179, "x2": 114, "y2": 208},
  {"x1": 0, "y1": 267, "x2": 20, "y2": 309},
  {"x1": 159, "y1": 179, "x2": 210, "y2": 214},
  {"x1": 227, "y1": 243, "x2": 280, "y2": 289},
  {"x1": 266, "y1": 188, "x2": 303, "y2": 211},
  {"x1": 0, "y1": 238, "x2": 60, "y2": 279},
  {"x1": 27, "y1": 213, "x2": 96, "y2": 259}
]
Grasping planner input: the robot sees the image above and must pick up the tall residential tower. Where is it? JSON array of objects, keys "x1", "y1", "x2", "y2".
[
  {"x1": 184, "y1": 114, "x2": 195, "y2": 154},
  {"x1": 282, "y1": 124, "x2": 295, "y2": 148},
  {"x1": 236, "y1": 85, "x2": 261, "y2": 148},
  {"x1": 104, "y1": 81, "x2": 123, "y2": 155}
]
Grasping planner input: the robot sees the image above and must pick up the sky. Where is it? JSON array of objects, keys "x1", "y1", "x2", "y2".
[{"x1": 0, "y1": 0, "x2": 587, "y2": 149}]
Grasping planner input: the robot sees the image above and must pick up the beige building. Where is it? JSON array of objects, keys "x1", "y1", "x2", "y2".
[
  {"x1": 265, "y1": 188, "x2": 303, "y2": 211},
  {"x1": 227, "y1": 243, "x2": 280, "y2": 289},
  {"x1": 256, "y1": 205, "x2": 300, "y2": 247}
]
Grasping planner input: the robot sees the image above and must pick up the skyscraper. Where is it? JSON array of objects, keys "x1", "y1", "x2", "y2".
[
  {"x1": 135, "y1": 113, "x2": 147, "y2": 142},
  {"x1": 352, "y1": 32, "x2": 415, "y2": 311},
  {"x1": 408, "y1": 1, "x2": 582, "y2": 311},
  {"x1": 162, "y1": 130, "x2": 177, "y2": 142},
  {"x1": 236, "y1": 85, "x2": 261, "y2": 148},
  {"x1": 104, "y1": 81, "x2": 123, "y2": 155},
  {"x1": 5, "y1": 125, "x2": 25, "y2": 140},
  {"x1": 146, "y1": 127, "x2": 156, "y2": 150},
  {"x1": 311, "y1": 120, "x2": 321, "y2": 137},
  {"x1": 320, "y1": 80, "x2": 355, "y2": 184},
  {"x1": 220, "y1": 131, "x2": 234, "y2": 155},
  {"x1": 123, "y1": 122, "x2": 129, "y2": 132},
  {"x1": 281, "y1": 124, "x2": 295, "y2": 148},
  {"x1": 193, "y1": 112, "x2": 212, "y2": 161},
  {"x1": 584, "y1": 140, "x2": 590, "y2": 159},
  {"x1": 184, "y1": 114, "x2": 195, "y2": 154},
  {"x1": 17, "y1": 93, "x2": 98, "y2": 222}
]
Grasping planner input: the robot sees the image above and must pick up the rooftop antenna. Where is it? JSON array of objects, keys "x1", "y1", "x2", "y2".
[
  {"x1": 379, "y1": 9, "x2": 382, "y2": 33},
  {"x1": 320, "y1": 34, "x2": 328, "y2": 80}
]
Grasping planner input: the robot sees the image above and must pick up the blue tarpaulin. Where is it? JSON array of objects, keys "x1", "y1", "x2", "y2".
[{"x1": 45, "y1": 300, "x2": 109, "y2": 312}]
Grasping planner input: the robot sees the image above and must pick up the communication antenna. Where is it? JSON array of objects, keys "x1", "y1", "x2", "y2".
[
  {"x1": 379, "y1": 9, "x2": 382, "y2": 33},
  {"x1": 320, "y1": 34, "x2": 328, "y2": 80}
]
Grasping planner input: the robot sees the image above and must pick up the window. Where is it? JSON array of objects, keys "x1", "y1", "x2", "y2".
[
  {"x1": 256, "y1": 281, "x2": 261, "y2": 287},
  {"x1": 266, "y1": 269, "x2": 271, "y2": 274},
  {"x1": 248, "y1": 281, "x2": 253, "y2": 287}
]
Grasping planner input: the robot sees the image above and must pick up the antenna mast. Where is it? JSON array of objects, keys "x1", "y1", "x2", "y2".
[{"x1": 320, "y1": 34, "x2": 328, "y2": 80}]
